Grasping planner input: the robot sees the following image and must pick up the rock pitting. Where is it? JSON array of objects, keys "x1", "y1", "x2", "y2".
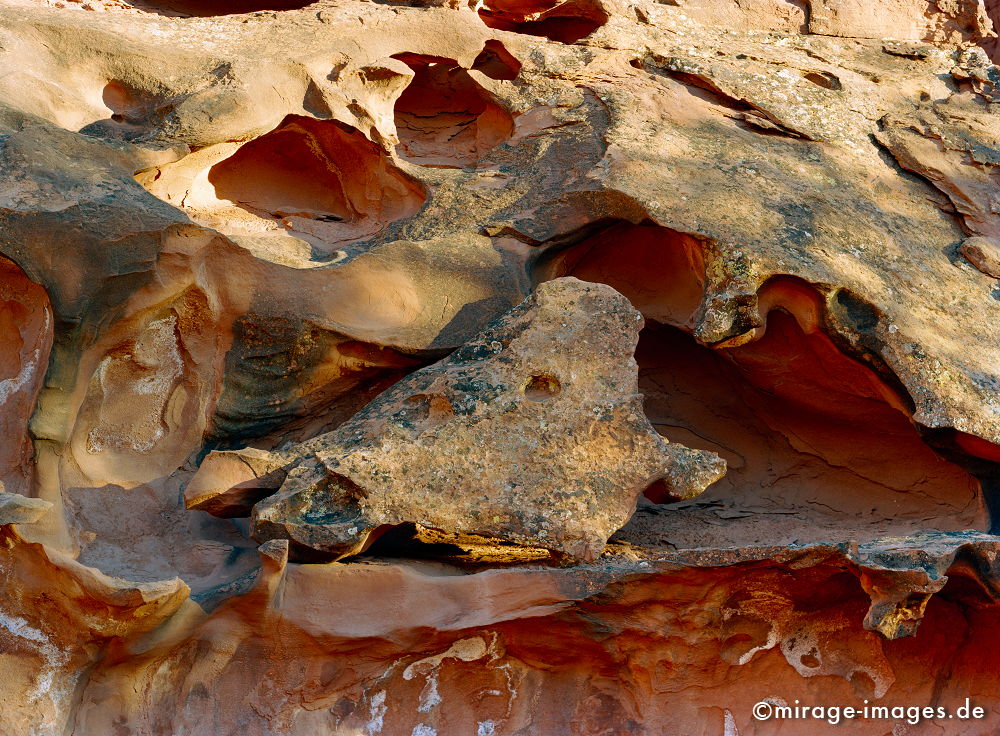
[{"x1": 250, "y1": 277, "x2": 725, "y2": 561}]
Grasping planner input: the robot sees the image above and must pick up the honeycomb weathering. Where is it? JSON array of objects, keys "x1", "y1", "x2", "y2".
[
  {"x1": 478, "y1": 0, "x2": 609, "y2": 43},
  {"x1": 141, "y1": 115, "x2": 428, "y2": 257},
  {"x1": 394, "y1": 59, "x2": 515, "y2": 167},
  {"x1": 2, "y1": 0, "x2": 1000, "y2": 733}
]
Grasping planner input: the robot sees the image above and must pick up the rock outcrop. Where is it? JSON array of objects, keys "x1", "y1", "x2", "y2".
[
  {"x1": 961, "y1": 235, "x2": 1000, "y2": 277},
  {"x1": 249, "y1": 277, "x2": 725, "y2": 561},
  {"x1": 0, "y1": 0, "x2": 999, "y2": 733}
]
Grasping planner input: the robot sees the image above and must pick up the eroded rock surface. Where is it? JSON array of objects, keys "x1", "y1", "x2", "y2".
[
  {"x1": 1, "y1": 0, "x2": 1000, "y2": 733},
  {"x1": 961, "y1": 235, "x2": 1000, "y2": 277},
  {"x1": 250, "y1": 278, "x2": 724, "y2": 561}
]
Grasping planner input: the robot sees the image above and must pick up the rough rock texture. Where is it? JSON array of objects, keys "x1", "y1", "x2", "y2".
[
  {"x1": 0, "y1": 0, "x2": 1000, "y2": 733},
  {"x1": 249, "y1": 277, "x2": 725, "y2": 561},
  {"x1": 0, "y1": 489, "x2": 52, "y2": 525},
  {"x1": 961, "y1": 235, "x2": 1000, "y2": 277}
]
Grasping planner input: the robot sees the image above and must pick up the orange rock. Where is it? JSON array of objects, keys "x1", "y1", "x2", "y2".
[{"x1": 0, "y1": 0, "x2": 998, "y2": 732}]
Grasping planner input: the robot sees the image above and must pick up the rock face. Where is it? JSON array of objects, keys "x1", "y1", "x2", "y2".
[
  {"x1": 0, "y1": 257, "x2": 51, "y2": 497},
  {"x1": 1, "y1": 0, "x2": 1000, "y2": 734},
  {"x1": 961, "y1": 235, "x2": 1000, "y2": 277},
  {"x1": 251, "y1": 277, "x2": 725, "y2": 561}
]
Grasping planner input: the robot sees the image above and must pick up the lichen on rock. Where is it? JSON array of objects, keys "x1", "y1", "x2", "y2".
[{"x1": 251, "y1": 277, "x2": 725, "y2": 561}]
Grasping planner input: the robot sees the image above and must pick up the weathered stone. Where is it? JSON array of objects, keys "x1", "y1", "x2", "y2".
[
  {"x1": 0, "y1": 490, "x2": 51, "y2": 526},
  {"x1": 252, "y1": 278, "x2": 725, "y2": 561},
  {"x1": 807, "y1": 0, "x2": 993, "y2": 43},
  {"x1": 184, "y1": 448, "x2": 289, "y2": 518},
  {"x1": 3, "y1": 0, "x2": 1000, "y2": 733},
  {"x1": 961, "y1": 236, "x2": 1000, "y2": 278}
]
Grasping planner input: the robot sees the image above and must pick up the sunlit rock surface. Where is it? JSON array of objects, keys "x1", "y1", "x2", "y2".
[
  {"x1": 0, "y1": 0, "x2": 1000, "y2": 733},
  {"x1": 248, "y1": 277, "x2": 725, "y2": 561}
]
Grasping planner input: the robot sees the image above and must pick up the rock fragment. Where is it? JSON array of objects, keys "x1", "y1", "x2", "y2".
[
  {"x1": 251, "y1": 278, "x2": 725, "y2": 561},
  {"x1": 184, "y1": 448, "x2": 289, "y2": 518},
  {"x1": 960, "y1": 236, "x2": 1000, "y2": 278},
  {"x1": 0, "y1": 490, "x2": 52, "y2": 526}
]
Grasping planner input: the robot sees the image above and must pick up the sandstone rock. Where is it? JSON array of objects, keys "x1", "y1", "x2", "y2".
[
  {"x1": 184, "y1": 448, "x2": 289, "y2": 518},
  {"x1": 252, "y1": 278, "x2": 725, "y2": 561},
  {"x1": 807, "y1": 0, "x2": 993, "y2": 44},
  {"x1": 0, "y1": 524, "x2": 190, "y2": 735},
  {"x1": 961, "y1": 235, "x2": 1000, "y2": 278},
  {"x1": 68, "y1": 533, "x2": 1000, "y2": 736},
  {"x1": 0, "y1": 491, "x2": 51, "y2": 526},
  {"x1": 0, "y1": 257, "x2": 52, "y2": 498},
  {"x1": 2, "y1": 0, "x2": 1000, "y2": 733}
]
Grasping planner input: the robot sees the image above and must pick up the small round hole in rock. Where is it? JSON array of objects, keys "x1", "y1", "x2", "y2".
[
  {"x1": 524, "y1": 374, "x2": 561, "y2": 401},
  {"x1": 800, "y1": 652, "x2": 820, "y2": 668}
]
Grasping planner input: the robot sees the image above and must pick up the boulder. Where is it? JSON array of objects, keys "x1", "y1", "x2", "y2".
[
  {"x1": 961, "y1": 236, "x2": 1000, "y2": 278},
  {"x1": 251, "y1": 278, "x2": 725, "y2": 561}
]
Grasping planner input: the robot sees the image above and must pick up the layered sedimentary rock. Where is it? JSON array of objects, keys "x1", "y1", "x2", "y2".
[{"x1": 1, "y1": 0, "x2": 1000, "y2": 733}]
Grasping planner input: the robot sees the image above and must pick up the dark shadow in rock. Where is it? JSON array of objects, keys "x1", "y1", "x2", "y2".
[
  {"x1": 207, "y1": 316, "x2": 419, "y2": 446},
  {"x1": 617, "y1": 315, "x2": 988, "y2": 550},
  {"x1": 352, "y1": 522, "x2": 467, "y2": 559},
  {"x1": 393, "y1": 57, "x2": 515, "y2": 168},
  {"x1": 78, "y1": 81, "x2": 164, "y2": 141},
  {"x1": 478, "y1": 0, "x2": 608, "y2": 43},
  {"x1": 534, "y1": 222, "x2": 989, "y2": 548},
  {"x1": 190, "y1": 565, "x2": 260, "y2": 612},
  {"x1": 123, "y1": 0, "x2": 316, "y2": 17},
  {"x1": 346, "y1": 522, "x2": 562, "y2": 568},
  {"x1": 427, "y1": 295, "x2": 513, "y2": 351},
  {"x1": 472, "y1": 40, "x2": 523, "y2": 81}
]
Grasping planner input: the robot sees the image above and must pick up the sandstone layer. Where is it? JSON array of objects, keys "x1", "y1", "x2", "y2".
[{"x1": 0, "y1": 0, "x2": 999, "y2": 734}]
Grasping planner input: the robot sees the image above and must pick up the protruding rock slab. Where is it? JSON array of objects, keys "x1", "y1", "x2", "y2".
[
  {"x1": 252, "y1": 277, "x2": 725, "y2": 561},
  {"x1": 0, "y1": 491, "x2": 51, "y2": 526},
  {"x1": 184, "y1": 448, "x2": 289, "y2": 518}
]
